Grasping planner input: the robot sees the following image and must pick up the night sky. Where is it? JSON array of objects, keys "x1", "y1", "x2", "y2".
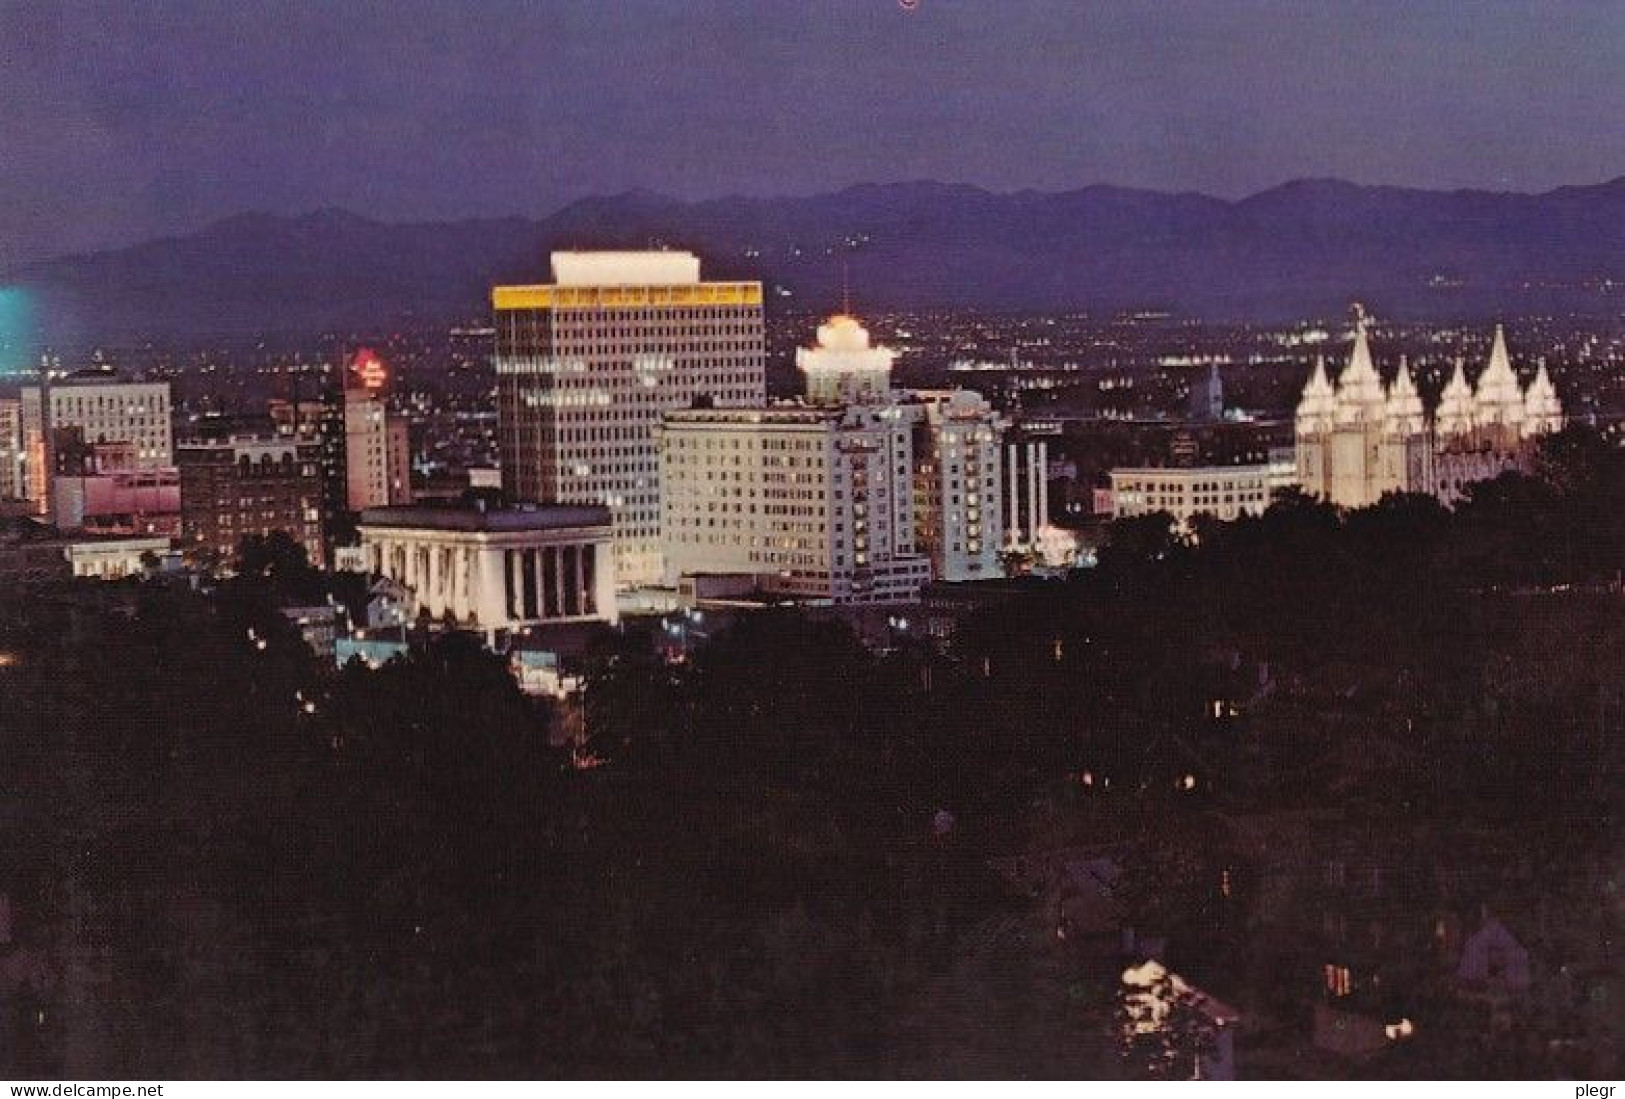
[{"x1": 3, "y1": 0, "x2": 1622, "y2": 268}]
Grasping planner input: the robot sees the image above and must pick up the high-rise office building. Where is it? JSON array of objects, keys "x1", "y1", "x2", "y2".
[
  {"x1": 0, "y1": 398, "x2": 22, "y2": 502},
  {"x1": 342, "y1": 348, "x2": 414, "y2": 511},
  {"x1": 20, "y1": 371, "x2": 173, "y2": 516},
  {"x1": 494, "y1": 251, "x2": 765, "y2": 588}
]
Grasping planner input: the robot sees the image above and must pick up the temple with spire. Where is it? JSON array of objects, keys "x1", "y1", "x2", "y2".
[{"x1": 1295, "y1": 307, "x2": 1564, "y2": 509}]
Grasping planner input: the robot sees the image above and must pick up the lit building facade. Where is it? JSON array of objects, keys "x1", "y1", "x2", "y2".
[
  {"x1": 177, "y1": 437, "x2": 325, "y2": 568},
  {"x1": 64, "y1": 535, "x2": 173, "y2": 580},
  {"x1": 20, "y1": 372, "x2": 173, "y2": 515},
  {"x1": 358, "y1": 504, "x2": 617, "y2": 631},
  {"x1": 0, "y1": 398, "x2": 22, "y2": 502},
  {"x1": 657, "y1": 403, "x2": 931, "y2": 604},
  {"x1": 342, "y1": 348, "x2": 413, "y2": 511},
  {"x1": 911, "y1": 389, "x2": 1005, "y2": 581},
  {"x1": 657, "y1": 313, "x2": 1006, "y2": 600},
  {"x1": 797, "y1": 314, "x2": 893, "y2": 405},
  {"x1": 51, "y1": 460, "x2": 181, "y2": 536},
  {"x1": 1296, "y1": 313, "x2": 1563, "y2": 508},
  {"x1": 494, "y1": 251, "x2": 766, "y2": 588},
  {"x1": 1110, "y1": 464, "x2": 1274, "y2": 524}
]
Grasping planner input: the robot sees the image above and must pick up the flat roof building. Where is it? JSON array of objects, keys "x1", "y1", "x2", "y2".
[
  {"x1": 177, "y1": 437, "x2": 325, "y2": 569},
  {"x1": 1109, "y1": 464, "x2": 1274, "y2": 525},
  {"x1": 358, "y1": 503, "x2": 617, "y2": 631},
  {"x1": 20, "y1": 372, "x2": 173, "y2": 516},
  {"x1": 657, "y1": 403, "x2": 932, "y2": 605},
  {"x1": 493, "y1": 251, "x2": 765, "y2": 589}
]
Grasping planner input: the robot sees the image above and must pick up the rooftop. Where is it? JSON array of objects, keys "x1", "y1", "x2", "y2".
[
  {"x1": 1110, "y1": 462, "x2": 1273, "y2": 476},
  {"x1": 662, "y1": 403, "x2": 844, "y2": 426},
  {"x1": 358, "y1": 502, "x2": 611, "y2": 534},
  {"x1": 549, "y1": 250, "x2": 701, "y2": 287},
  {"x1": 38, "y1": 369, "x2": 164, "y2": 389}
]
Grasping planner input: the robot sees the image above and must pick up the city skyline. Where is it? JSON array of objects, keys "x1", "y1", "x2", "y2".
[{"x1": 4, "y1": 0, "x2": 1624, "y2": 268}]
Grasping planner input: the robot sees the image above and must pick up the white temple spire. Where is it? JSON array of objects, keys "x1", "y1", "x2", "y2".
[
  {"x1": 1296, "y1": 354, "x2": 1336, "y2": 435},
  {"x1": 1294, "y1": 307, "x2": 1568, "y2": 510},
  {"x1": 1384, "y1": 354, "x2": 1425, "y2": 436},
  {"x1": 1435, "y1": 355, "x2": 1476, "y2": 439},
  {"x1": 1472, "y1": 323, "x2": 1527, "y2": 437},
  {"x1": 1333, "y1": 305, "x2": 1384, "y2": 424},
  {"x1": 1522, "y1": 360, "x2": 1563, "y2": 437}
]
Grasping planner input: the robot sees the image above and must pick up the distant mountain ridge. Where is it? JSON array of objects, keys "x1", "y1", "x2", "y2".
[{"x1": 9, "y1": 177, "x2": 1625, "y2": 340}]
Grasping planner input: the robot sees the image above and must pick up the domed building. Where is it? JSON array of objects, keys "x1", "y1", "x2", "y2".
[
  {"x1": 1295, "y1": 310, "x2": 1563, "y2": 509},
  {"x1": 796, "y1": 313, "x2": 896, "y2": 406}
]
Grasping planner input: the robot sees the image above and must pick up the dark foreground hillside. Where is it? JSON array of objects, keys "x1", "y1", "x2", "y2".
[{"x1": 0, "y1": 429, "x2": 1620, "y2": 1077}]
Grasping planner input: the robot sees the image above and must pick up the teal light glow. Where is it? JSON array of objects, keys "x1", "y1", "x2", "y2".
[{"x1": 0, "y1": 288, "x2": 38, "y2": 376}]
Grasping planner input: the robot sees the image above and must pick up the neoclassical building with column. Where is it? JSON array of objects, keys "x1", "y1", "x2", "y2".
[{"x1": 357, "y1": 503, "x2": 617, "y2": 632}]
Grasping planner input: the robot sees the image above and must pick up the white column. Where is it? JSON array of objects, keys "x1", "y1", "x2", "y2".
[
  {"x1": 553, "y1": 544, "x2": 569, "y2": 617},
  {"x1": 451, "y1": 547, "x2": 467, "y2": 622},
  {"x1": 471, "y1": 547, "x2": 502, "y2": 629},
  {"x1": 595, "y1": 541, "x2": 618, "y2": 624},
  {"x1": 1027, "y1": 444, "x2": 1040, "y2": 550},
  {"x1": 427, "y1": 546, "x2": 441, "y2": 618},
  {"x1": 1036, "y1": 440, "x2": 1050, "y2": 531},
  {"x1": 461, "y1": 546, "x2": 475, "y2": 622}
]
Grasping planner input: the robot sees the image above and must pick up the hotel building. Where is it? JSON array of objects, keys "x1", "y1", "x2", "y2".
[
  {"x1": 177, "y1": 437, "x2": 325, "y2": 567},
  {"x1": 657, "y1": 403, "x2": 931, "y2": 604},
  {"x1": 656, "y1": 313, "x2": 1004, "y2": 603}
]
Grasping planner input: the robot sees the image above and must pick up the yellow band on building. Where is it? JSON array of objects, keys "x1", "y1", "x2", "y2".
[{"x1": 492, "y1": 283, "x2": 764, "y2": 311}]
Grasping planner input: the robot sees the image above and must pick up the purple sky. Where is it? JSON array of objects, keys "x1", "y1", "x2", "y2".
[{"x1": 2, "y1": 0, "x2": 1622, "y2": 268}]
